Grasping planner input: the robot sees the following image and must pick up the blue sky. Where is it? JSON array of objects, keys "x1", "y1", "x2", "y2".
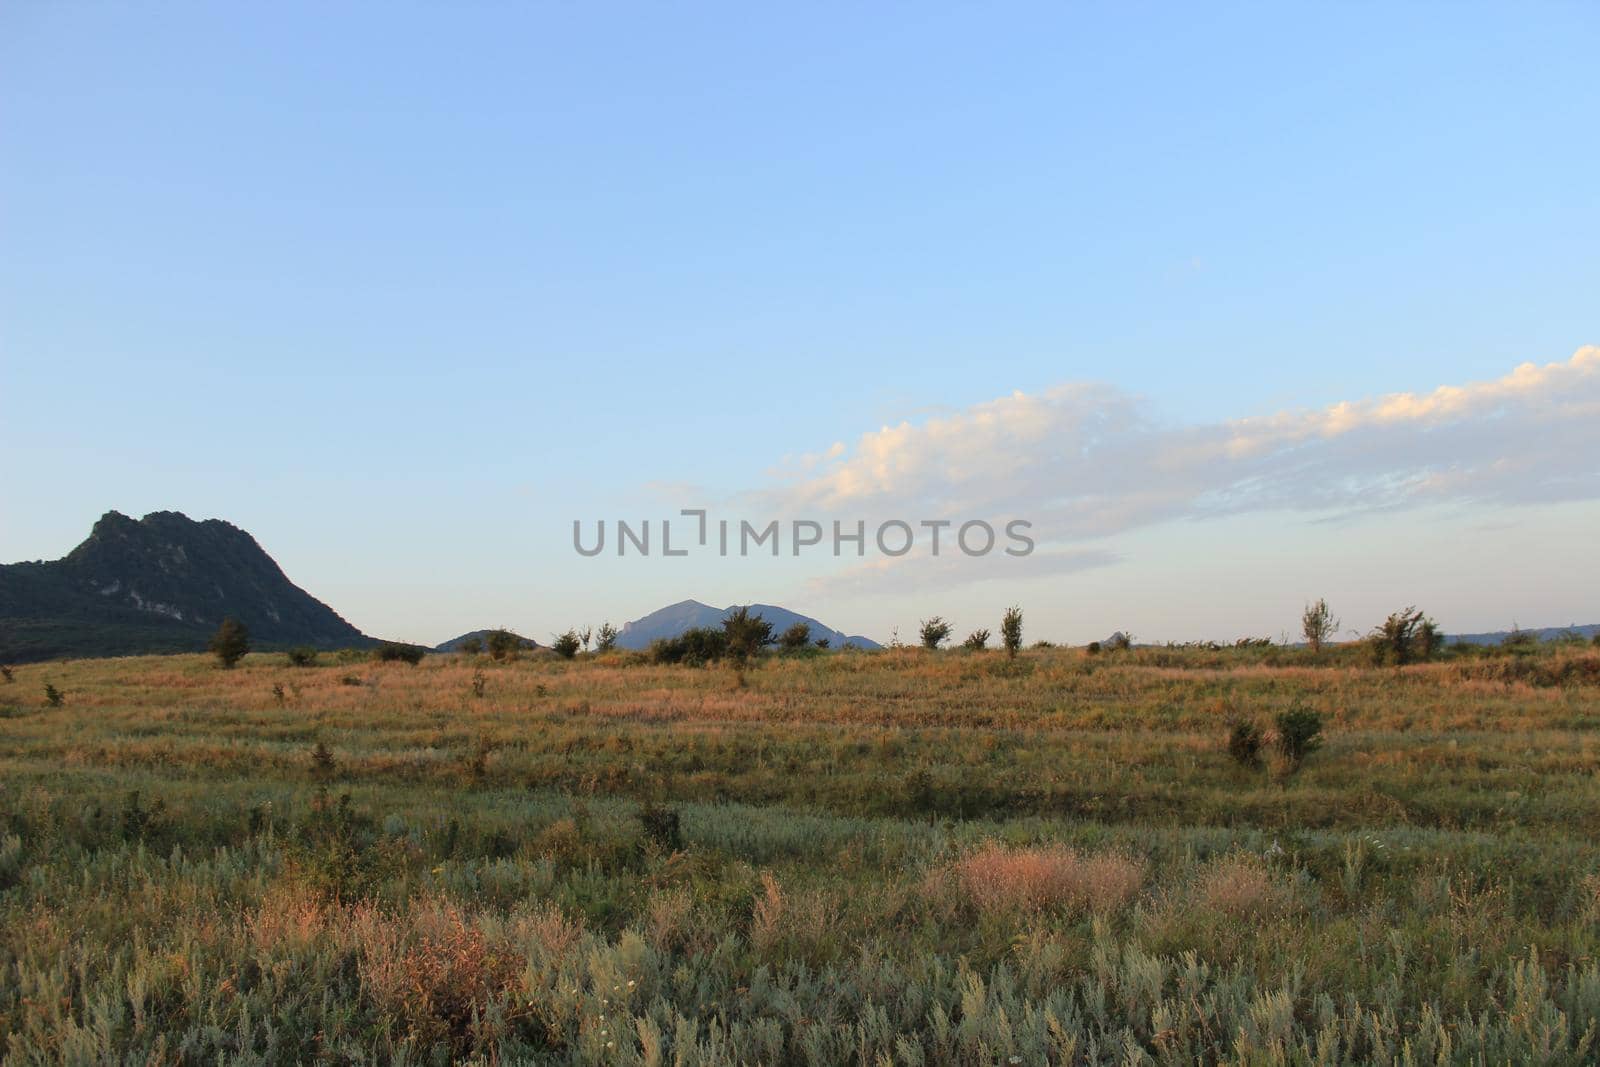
[{"x1": 3, "y1": 3, "x2": 1597, "y2": 645}]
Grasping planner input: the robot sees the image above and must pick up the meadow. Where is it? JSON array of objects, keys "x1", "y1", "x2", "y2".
[{"x1": 2, "y1": 638, "x2": 1600, "y2": 1064}]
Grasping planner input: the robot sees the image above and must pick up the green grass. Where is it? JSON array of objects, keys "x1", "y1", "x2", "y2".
[{"x1": 2, "y1": 643, "x2": 1599, "y2": 1063}]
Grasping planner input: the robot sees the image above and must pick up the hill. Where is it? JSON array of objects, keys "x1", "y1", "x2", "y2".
[
  {"x1": 615, "y1": 598, "x2": 880, "y2": 650},
  {"x1": 0, "y1": 510, "x2": 374, "y2": 662},
  {"x1": 433, "y1": 629, "x2": 540, "y2": 653},
  {"x1": 1448, "y1": 623, "x2": 1600, "y2": 645}
]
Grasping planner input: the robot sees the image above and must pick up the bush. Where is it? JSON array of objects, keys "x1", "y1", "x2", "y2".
[
  {"x1": 1302, "y1": 598, "x2": 1339, "y2": 653},
  {"x1": 962, "y1": 629, "x2": 990, "y2": 651},
  {"x1": 1086, "y1": 641, "x2": 1102, "y2": 655},
  {"x1": 638, "y1": 803, "x2": 683, "y2": 852},
  {"x1": 458, "y1": 635, "x2": 484, "y2": 655},
  {"x1": 1275, "y1": 706, "x2": 1324, "y2": 766},
  {"x1": 1227, "y1": 721, "x2": 1264, "y2": 766},
  {"x1": 722, "y1": 607, "x2": 774, "y2": 669},
  {"x1": 1001, "y1": 607, "x2": 1023, "y2": 658},
  {"x1": 1371, "y1": 607, "x2": 1438, "y2": 665},
  {"x1": 374, "y1": 642, "x2": 426, "y2": 665},
  {"x1": 778, "y1": 621, "x2": 812, "y2": 651},
  {"x1": 286, "y1": 646, "x2": 318, "y2": 667},
  {"x1": 209, "y1": 617, "x2": 250, "y2": 668},
  {"x1": 651, "y1": 627, "x2": 728, "y2": 666},
  {"x1": 42, "y1": 683, "x2": 63, "y2": 708},
  {"x1": 485, "y1": 629, "x2": 520, "y2": 661},
  {"x1": 919, "y1": 616, "x2": 952, "y2": 650},
  {"x1": 1105, "y1": 631, "x2": 1132, "y2": 652},
  {"x1": 0, "y1": 666, "x2": 12, "y2": 683},
  {"x1": 595, "y1": 622, "x2": 619, "y2": 652},
  {"x1": 551, "y1": 631, "x2": 582, "y2": 659}
]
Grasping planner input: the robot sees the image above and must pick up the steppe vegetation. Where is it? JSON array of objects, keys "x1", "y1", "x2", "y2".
[{"x1": 2, "y1": 618, "x2": 1600, "y2": 1063}]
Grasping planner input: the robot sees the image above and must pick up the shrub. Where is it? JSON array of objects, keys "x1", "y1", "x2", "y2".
[
  {"x1": 1001, "y1": 606, "x2": 1023, "y2": 658},
  {"x1": 271, "y1": 683, "x2": 286, "y2": 706},
  {"x1": 373, "y1": 642, "x2": 426, "y2": 665},
  {"x1": 778, "y1": 621, "x2": 813, "y2": 651},
  {"x1": 1105, "y1": 631, "x2": 1132, "y2": 652},
  {"x1": 42, "y1": 682, "x2": 63, "y2": 708},
  {"x1": 1302, "y1": 598, "x2": 1339, "y2": 652},
  {"x1": 551, "y1": 630, "x2": 582, "y2": 659},
  {"x1": 1275, "y1": 706, "x2": 1324, "y2": 766},
  {"x1": 458, "y1": 635, "x2": 484, "y2": 655},
  {"x1": 962, "y1": 629, "x2": 990, "y2": 651},
  {"x1": 1502, "y1": 627, "x2": 1537, "y2": 650},
  {"x1": 209, "y1": 617, "x2": 250, "y2": 668},
  {"x1": 638, "y1": 803, "x2": 683, "y2": 852},
  {"x1": 722, "y1": 607, "x2": 774, "y2": 669},
  {"x1": 814, "y1": 637, "x2": 830, "y2": 649},
  {"x1": 0, "y1": 665, "x2": 12, "y2": 683},
  {"x1": 1371, "y1": 607, "x2": 1438, "y2": 665},
  {"x1": 469, "y1": 670, "x2": 486, "y2": 698},
  {"x1": 1086, "y1": 641, "x2": 1102, "y2": 655},
  {"x1": 1227, "y1": 720, "x2": 1264, "y2": 766},
  {"x1": 340, "y1": 674, "x2": 363, "y2": 687},
  {"x1": 312, "y1": 741, "x2": 337, "y2": 779},
  {"x1": 285, "y1": 646, "x2": 318, "y2": 667},
  {"x1": 595, "y1": 622, "x2": 619, "y2": 652},
  {"x1": 485, "y1": 629, "x2": 520, "y2": 661},
  {"x1": 918, "y1": 616, "x2": 952, "y2": 650},
  {"x1": 651, "y1": 627, "x2": 728, "y2": 666}
]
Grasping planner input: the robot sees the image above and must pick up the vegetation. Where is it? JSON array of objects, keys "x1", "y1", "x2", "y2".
[
  {"x1": 485, "y1": 628, "x2": 520, "y2": 662},
  {"x1": 552, "y1": 630, "x2": 582, "y2": 660},
  {"x1": 595, "y1": 622, "x2": 619, "y2": 653},
  {"x1": 208, "y1": 616, "x2": 250, "y2": 668},
  {"x1": 285, "y1": 645, "x2": 319, "y2": 667},
  {"x1": 1274, "y1": 705, "x2": 1324, "y2": 767},
  {"x1": 1301, "y1": 598, "x2": 1338, "y2": 652},
  {"x1": 1372, "y1": 606, "x2": 1440, "y2": 665},
  {"x1": 1001, "y1": 605, "x2": 1023, "y2": 658},
  {"x1": 2, "y1": 638, "x2": 1600, "y2": 1062},
  {"x1": 961, "y1": 628, "x2": 990, "y2": 651},
  {"x1": 721, "y1": 606, "x2": 774, "y2": 673},
  {"x1": 778, "y1": 621, "x2": 812, "y2": 651},
  {"x1": 918, "y1": 616, "x2": 952, "y2": 650},
  {"x1": 1226, "y1": 719, "x2": 1264, "y2": 766},
  {"x1": 459, "y1": 635, "x2": 484, "y2": 655},
  {"x1": 373, "y1": 641, "x2": 427, "y2": 665}
]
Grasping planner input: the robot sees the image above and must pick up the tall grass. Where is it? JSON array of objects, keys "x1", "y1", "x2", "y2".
[{"x1": 1, "y1": 644, "x2": 1598, "y2": 1061}]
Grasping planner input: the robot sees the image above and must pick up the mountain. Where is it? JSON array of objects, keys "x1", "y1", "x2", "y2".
[
  {"x1": 1447, "y1": 624, "x2": 1600, "y2": 646},
  {"x1": 434, "y1": 629, "x2": 540, "y2": 653},
  {"x1": 616, "y1": 599, "x2": 880, "y2": 650},
  {"x1": 0, "y1": 510, "x2": 374, "y2": 662}
]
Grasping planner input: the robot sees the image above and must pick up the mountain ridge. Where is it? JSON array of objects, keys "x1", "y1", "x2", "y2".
[{"x1": 0, "y1": 510, "x2": 375, "y2": 662}]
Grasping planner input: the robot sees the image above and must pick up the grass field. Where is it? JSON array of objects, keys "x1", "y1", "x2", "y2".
[{"x1": 3, "y1": 640, "x2": 1600, "y2": 1064}]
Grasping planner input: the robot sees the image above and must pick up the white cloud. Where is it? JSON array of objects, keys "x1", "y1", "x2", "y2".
[{"x1": 762, "y1": 346, "x2": 1600, "y2": 545}]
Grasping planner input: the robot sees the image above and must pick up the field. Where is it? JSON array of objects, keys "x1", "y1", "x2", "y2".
[{"x1": 3, "y1": 641, "x2": 1600, "y2": 1064}]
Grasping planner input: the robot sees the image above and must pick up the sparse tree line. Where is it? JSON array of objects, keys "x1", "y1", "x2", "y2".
[{"x1": 10, "y1": 600, "x2": 1572, "y2": 684}]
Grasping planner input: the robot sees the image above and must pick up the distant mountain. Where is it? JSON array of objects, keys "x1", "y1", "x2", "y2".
[
  {"x1": 616, "y1": 599, "x2": 880, "y2": 650},
  {"x1": 1448, "y1": 624, "x2": 1600, "y2": 646},
  {"x1": 0, "y1": 510, "x2": 375, "y2": 662},
  {"x1": 434, "y1": 629, "x2": 540, "y2": 653}
]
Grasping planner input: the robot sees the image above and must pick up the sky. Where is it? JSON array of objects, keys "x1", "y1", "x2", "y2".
[{"x1": 2, "y1": 2, "x2": 1597, "y2": 646}]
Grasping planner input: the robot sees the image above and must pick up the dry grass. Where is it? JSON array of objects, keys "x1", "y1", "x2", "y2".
[
  {"x1": 931, "y1": 841, "x2": 1146, "y2": 917},
  {"x1": 1193, "y1": 854, "x2": 1292, "y2": 917}
]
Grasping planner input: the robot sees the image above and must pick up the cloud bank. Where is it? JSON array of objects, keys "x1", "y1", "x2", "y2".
[{"x1": 766, "y1": 347, "x2": 1599, "y2": 591}]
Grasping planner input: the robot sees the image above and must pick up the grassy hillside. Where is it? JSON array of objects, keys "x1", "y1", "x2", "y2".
[{"x1": 3, "y1": 641, "x2": 1600, "y2": 1062}]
